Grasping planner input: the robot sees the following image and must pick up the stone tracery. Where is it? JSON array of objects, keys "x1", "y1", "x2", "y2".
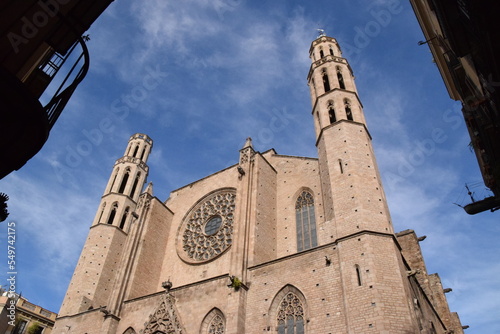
[
  {"x1": 277, "y1": 293, "x2": 305, "y2": 334},
  {"x1": 208, "y1": 314, "x2": 225, "y2": 334},
  {"x1": 180, "y1": 190, "x2": 236, "y2": 262}
]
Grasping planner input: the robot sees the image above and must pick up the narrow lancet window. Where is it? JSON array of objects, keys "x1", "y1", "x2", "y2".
[
  {"x1": 328, "y1": 102, "x2": 336, "y2": 124},
  {"x1": 345, "y1": 99, "x2": 353, "y2": 121},
  {"x1": 339, "y1": 159, "x2": 344, "y2": 174},
  {"x1": 329, "y1": 47, "x2": 334, "y2": 56},
  {"x1": 130, "y1": 173, "x2": 141, "y2": 198},
  {"x1": 140, "y1": 147, "x2": 146, "y2": 160},
  {"x1": 319, "y1": 49, "x2": 324, "y2": 58},
  {"x1": 337, "y1": 67, "x2": 346, "y2": 90},
  {"x1": 277, "y1": 292, "x2": 305, "y2": 334},
  {"x1": 322, "y1": 69, "x2": 331, "y2": 92},
  {"x1": 295, "y1": 191, "x2": 318, "y2": 252},
  {"x1": 120, "y1": 207, "x2": 130, "y2": 229},
  {"x1": 133, "y1": 145, "x2": 139, "y2": 158},
  {"x1": 107, "y1": 203, "x2": 118, "y2": 225},
  {"x1": 98, "y1": 203, "x2": 106, "y2": 224},
  {"x1": 356, "y1": 265, "x2": 362, "y2": 286},
  {"x1": 110, "y1": 168, "x2": 119, "y2": 192},
  {"x1": 118, "y1": 169, "x2": 130, "y2": 194}
]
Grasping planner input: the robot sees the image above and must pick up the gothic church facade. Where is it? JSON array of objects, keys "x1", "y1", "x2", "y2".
[{"x1": 53, "y1": 34, "x2": 463, "y2": 334}]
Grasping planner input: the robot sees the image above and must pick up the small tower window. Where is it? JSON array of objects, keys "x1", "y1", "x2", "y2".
[
  {"x1": 98, "y1": 203, "x2": 106, "y2": 224},
  {"x1": 355, "y1": 265, "x2": 362, "y2": 286},
  {"x1": 120, "y1": 207, "x2": 130, "y2": 229},
  {"x1": 337, "y1": 67, "x2": 346, "y2": 90},
  {"x1": 140, "y1": 147, "x2": 146, "y2": 160},
  {"x1": 107, "y1": 203, "x2": 118, "y2": 225},
  {"x1": 118, "y1": 169, "x2": 130, "y2": 194},
  {"x1": 345, "y1": 99, "x2": 353, "y2": 121},
  {"x1": 296, "y1": 191, "x2": 318, "y2": 252},
  {"x1": 328, "y1": 101, "x2": 336, "y2": 124},
  {"x1": 130, "y1": 172, "x2": 141, "y2": 198},
  {"x1": 110, "y1": 168, "x2": 119, "y2": 192},
  {"x1": 319, "y1": 49, "x2": 324, "y2": 58},
  {"x1": 133, "y1": 145, "x2": 139, "y2": 158},
  {"x1": 329, "y1": 46, "x2": 334, "y2": 56},
  {"x1": 338, "y1": 159, "x2": 344, "y2": 174},
  {"x1": 322, "y1": 69, "x2": 331, "y2": 92}
]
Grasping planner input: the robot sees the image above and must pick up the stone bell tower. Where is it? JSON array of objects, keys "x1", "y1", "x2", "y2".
[
  {"x1": 309, "y1": 32, "x2": 417, "y2": 332},
  {"x1": 308, "y1": 31, "x2": 392, "y2": 239},
  {"x1": 58, "y1": 133, "x2": 152, "y2": 317}
]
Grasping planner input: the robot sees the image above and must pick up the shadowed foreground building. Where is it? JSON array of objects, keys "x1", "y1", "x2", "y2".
[
  {"x1": 409, "y1": 0, "x2": 500, "y2": 214},
  {"x1": 0, "y1": 0, "x2": 114, "y2": 179},
  {"x1": 53, "y1": 34, "x2": 464, "y2": 334}
]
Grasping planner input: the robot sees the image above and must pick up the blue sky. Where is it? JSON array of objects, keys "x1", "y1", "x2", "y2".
[{"x1": 1, "y1": 0, "x2": 499, "y2": 332}]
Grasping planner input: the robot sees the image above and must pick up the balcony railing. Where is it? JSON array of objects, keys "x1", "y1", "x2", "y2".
[{"x1": 43, "y1": 36, "x2": 90, "y2": 129}]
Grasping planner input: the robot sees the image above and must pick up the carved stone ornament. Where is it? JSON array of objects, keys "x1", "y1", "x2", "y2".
[
  {"x1": 143, "y1": 293, "x2": 185, "y2": 334},
  {"x1": 177, "y1": 189, "x2": 236, "y2": 263},
  {"x1": 239, "y1": 147, "x2": 255, "y2": 165}
]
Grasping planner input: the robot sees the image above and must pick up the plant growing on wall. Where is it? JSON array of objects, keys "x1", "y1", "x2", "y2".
[
  {"x1": 227, "y1": 276, "x2": 242, "y2": 291},
  {"x1": 27, "y1": 322, "x2": 43, "y2": 334}
]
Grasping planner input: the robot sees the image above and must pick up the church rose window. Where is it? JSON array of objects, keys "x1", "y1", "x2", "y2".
[
  {"x1": 295, "y1": 191, "x2": 318, "y2": 252},
  {"x1": 178, "y1": 189, "x2": 236, "y2": 263},
  {"x1": 277, "y1": 293, "x2": 305, "y2": 334},
  {"x1": 205, "y1": 215, "x2": 223, "y2": 236}
]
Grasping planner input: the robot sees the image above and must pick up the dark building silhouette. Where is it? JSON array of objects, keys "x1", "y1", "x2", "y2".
[
  {"x1": 0, "y1": 0, "x2": 115, "y2": 179},
  {"x1": 410, "y1": 0, "x2": 500, "y2": 214}
]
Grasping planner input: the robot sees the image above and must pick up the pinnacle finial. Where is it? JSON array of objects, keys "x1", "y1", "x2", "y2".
[
  {"x1": 317, "y1": 28, "x2": 326, "y2": 37},
  {"x1": 145, "y1": 182, "x2": 153, "y2": 196},
  {"x1": 242, "y1": 137, "x2": 253, "y2": 149}
]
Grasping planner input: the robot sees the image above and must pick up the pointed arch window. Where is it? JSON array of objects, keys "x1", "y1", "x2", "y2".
[
  {"x1": 336, "y1": 67, "x2": 345, "y2": 90},
  {"x1": 130, "y1": 172, "x2": 141, "y2": 198},
  {"x1": 120, "y1": 207, "x2": 130, "y2": 229},
  {"x1": 208, "y1": 314, "x2": 224, "y2": 334},
  {"x1": 344, "y1": 99, "x2": 353, "y2": 121},
  {"x1": 277, "y1": 292, "x2": 305, "y2": 334},
  {"x1": 319, "y1": 49, "x2": 324, "y2": 58},
  {"x1": 322, "y1": 69, "x2": 331, "y2": 92},
  {"x1": 118, "y1": 169, "x2": 130, "y2": 194},
  {"x1": 110, "y1": 168, "x2": 119, "y2": 192},
  {"x1": 201, "y1": 308, "x2": 226, "y2": 334},
  {"x1": 295, "y1": 191, "x2": 318, "y2": 252},
  {"x1": 133, "y1": 144, "x2": 139, "y2": 158},
  {"x1": 327, "y1": 101, "x2": 336, "y2": 124},
  {"x1": 140, "y1": 147, "x2": 147, "y2": 160},
  {"x1": 98, "y1": 202, "x2": 106, "y2": 224},
  {"x1": 107, "y1": 203, "x2": 118, "y2": 225},
  {"x1": 329, "y1": 46, "x2": 334, "y2": 56}
]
